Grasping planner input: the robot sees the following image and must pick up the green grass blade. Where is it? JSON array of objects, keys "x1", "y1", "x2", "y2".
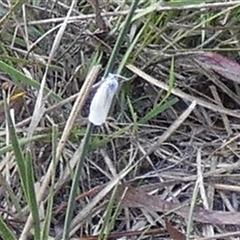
[
  {"x1": 41, "y1": 124, "x2": 58, "y2": 240},
  {"x1": 25, "y1": 150, "x2": 41, "y2": 240},
  {"x1": 0, "y1": 55, "x2": 62, "y2": 71},
  {"x1": 0, "y1": 216, "x2": 17, "y2": 240},
  {"x1": 117, "y1": 16, "x2": 149, "y2": 74},
  {"x1": 104, "y1": 0, "x2": 140, "y2": 76},
  {"x1": 62, "y1": 123, "x2": 93, "y2": 240},
  {"x1": 0, "y1": 61, "x2": 61, "y2": 101},
  {"x1": 98, "y1": 185, "x2": 119, "y2": 240},
  {"x1": 89, "y1": 125, "x2": 132, "y2": 151},
  {"x1": 4, "y1": 98, "x2": 41, "y2": 238},
  {"x1": 4, "y1": 101, "x2": 27, "y2": 194},
  {"x1": 127, "y1": 95, "x2": 138, "y2": 123},
  {"x1": 140, "y1": 57, "x2": 176, "y2": 123},
  {"x1": 108, "y1": 188, "x2": 127, "y2": 236},
  {"x1": 140, "y1": 97, "x2": 179, "y2": 123},
  {"x1": 0, "y1": 134, "x2": 48, "y2": 157}
]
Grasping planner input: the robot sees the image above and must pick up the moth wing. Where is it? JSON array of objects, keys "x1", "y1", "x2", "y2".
[
  {"x1": 99, "y1": 81, "x2": 117, "y2": 121},
  {"x1": 89, "y1": 81, "x2": 111, "y2": 125},
  {"x1": 88, "y1": 78, "x2": 118, "y2": 126}
]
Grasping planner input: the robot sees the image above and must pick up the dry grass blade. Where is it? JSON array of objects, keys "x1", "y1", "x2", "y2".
[
  {"x1": 55, "y1": 163, "x2": 136, "y2": 240},
  {"x1": 210, "y1": 85, "x2": 232, "y2": 135},
  {"x1": 148, "y1": 101, "x2": 196, "y2": 153},
  {"x1": 56, "y1": 65, "x2": 101, "y2": 161},
  {"x1": 70, "y1": 228, "x2": 163, "y2": 240},
  {"x1": 27, "y1": 0, "x2": 77, "y2": 138},
  {"x1": 127, "y1": 64, "x2": 240, "y2": 119},
  {"x1": 196, "y1": 149, "x2": 214, "y2": 238},
  {"x1": 214, "y1": 184, "x2": 240, "y2": 192},
  {"x1": 16, "y1": 91, "x2": 83, "y2": 128},
  {"x1": 18, "y1": 1, "x2": 240, "y2": 26}
]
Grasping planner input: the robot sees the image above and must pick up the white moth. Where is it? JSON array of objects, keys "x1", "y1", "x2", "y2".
[{"x1": 88, "y1": 74, "x2": 119, "y2": 126}]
